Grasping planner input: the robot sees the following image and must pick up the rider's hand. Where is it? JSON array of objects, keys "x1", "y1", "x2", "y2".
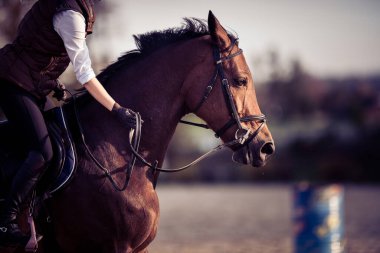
[
  {"x1": 112, "y1": 102, "x2": 137, "y2": 129},
  {"x1": 53, "y1": 80, "x2": 67, "y2": 101}
]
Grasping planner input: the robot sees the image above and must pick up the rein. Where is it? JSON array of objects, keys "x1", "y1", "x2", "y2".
[
  {"x1": 70, "y1": 91, "x2": 241, "y2": 191},
  {"x1": 68, "y1": 90, "x2": 135, "y2": 191},
  {"x1": 69, "y1": 38, "x2": 266, "y2": 191},
  {"x1": 127, "y1": 113, "x2": 244, "y2": 173}
]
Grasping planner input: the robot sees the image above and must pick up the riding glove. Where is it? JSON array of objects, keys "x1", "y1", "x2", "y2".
[
  {"x1": 52, "y1": 80, "x2": 67, "y2": 101},
  {"x1": 112, "y1": 102, "x2": 137, "y2": 129}
]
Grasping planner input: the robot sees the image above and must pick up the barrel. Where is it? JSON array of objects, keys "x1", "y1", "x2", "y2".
[{"x1": 293, "y1": 183, "x2": 345, "y2": 253}]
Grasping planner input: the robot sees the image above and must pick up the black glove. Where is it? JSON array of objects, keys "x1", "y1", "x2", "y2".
[
  {"x1": 53, "y1": 80, "x2": 67, "y2": 101},
  {"x1": 112, "y1": 102, "x2": 137, "y2": 129}
]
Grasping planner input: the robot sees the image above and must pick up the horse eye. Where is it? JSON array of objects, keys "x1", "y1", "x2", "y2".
[{"x1": 233, "y1": 77, "x2": 248, "y2": 87}]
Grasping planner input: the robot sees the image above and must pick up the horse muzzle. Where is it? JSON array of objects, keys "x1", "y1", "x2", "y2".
[{"x1": 232, "y1": 138, "x2": 275, "y2": 167}]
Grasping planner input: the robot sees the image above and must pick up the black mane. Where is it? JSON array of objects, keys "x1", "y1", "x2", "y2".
[{"x1": 98, "y1": 18, "x2": 210, "y2": 82}]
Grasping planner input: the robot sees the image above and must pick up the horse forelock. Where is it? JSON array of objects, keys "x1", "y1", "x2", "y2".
[{"x1": 97, "y1": 18, "x2": 237, "y2": 83}]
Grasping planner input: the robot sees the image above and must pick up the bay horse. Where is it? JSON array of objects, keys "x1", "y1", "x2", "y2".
[{"x1": 3, "y1": 11, "x2": 274, "y2": 253}]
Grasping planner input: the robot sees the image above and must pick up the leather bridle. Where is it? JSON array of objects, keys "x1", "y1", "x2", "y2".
[
  {"x1": 72, "y1": 37, "x2": 267, "y2": 191},
  {"x1": 180, "y1": 38, "x2": 267, "y2": 146}
]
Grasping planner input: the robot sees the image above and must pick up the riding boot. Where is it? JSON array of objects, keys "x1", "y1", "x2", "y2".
[{"x1": 0, "y1": 151, "x2": 47, "y2": 247}]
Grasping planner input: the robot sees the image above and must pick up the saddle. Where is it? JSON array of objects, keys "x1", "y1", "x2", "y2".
[
  {"x1": 39, "y1": 106, "x2": 77, "y2": 195},
  {"x1": 0, "y1": 106, "x2": 76, "y2": 252},
  {"x1": 0, "y1": 106, "x2": 76, "y2": 199}
]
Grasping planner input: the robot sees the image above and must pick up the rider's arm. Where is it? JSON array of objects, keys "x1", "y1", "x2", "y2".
[
  {"x1": 53, "y1": 10, "x2": 115, "y2": 111},
  {"x1": 82, "y1": 77, "x2": 115, "y2": 111}
]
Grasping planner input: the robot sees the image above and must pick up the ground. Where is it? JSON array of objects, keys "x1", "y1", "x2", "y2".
[{"x1": 149, "y1": 184, "x2": 380, "y2": 253}]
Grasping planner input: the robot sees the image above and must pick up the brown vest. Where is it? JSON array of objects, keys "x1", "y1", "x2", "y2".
[{"x1": 0, "y1": 0, "x2": 95, "y2": 99}]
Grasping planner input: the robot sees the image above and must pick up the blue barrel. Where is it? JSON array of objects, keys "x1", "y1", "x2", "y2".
[{"x1": 293, "y1": 183, "x2": 345, "y2": 253}]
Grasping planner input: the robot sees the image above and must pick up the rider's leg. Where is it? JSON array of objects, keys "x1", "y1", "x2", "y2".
[{"x1": 0, "y1": 82, "x2": 53, "y2": 246}]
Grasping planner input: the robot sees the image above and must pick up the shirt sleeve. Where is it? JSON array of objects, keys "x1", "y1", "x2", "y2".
[{"x1": 53, "y1": 10, "x2": 95, "y2": 85}]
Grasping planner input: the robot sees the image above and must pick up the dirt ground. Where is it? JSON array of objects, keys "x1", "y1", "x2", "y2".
[{"x1": 149, "y1": 184, "x2": 380, "y2": 253}]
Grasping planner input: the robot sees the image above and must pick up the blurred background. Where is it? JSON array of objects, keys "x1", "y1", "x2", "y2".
[{"x1": 1, "y1": 0, "x2": 379, "y2": 252}]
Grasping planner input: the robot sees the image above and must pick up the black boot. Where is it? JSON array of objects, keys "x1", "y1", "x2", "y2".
[{"x1": 0, "y1": 151, "x2": 47, "y2": 247}]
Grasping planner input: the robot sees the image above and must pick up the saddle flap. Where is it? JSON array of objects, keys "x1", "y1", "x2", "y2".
[{"x1": 37, "y1": 107, "x2": 77, "y2": 195}]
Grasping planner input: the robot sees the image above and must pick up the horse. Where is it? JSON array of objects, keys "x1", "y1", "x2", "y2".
[{"x1": 1, "y1": 11, "x2": 274, "y2": 253}]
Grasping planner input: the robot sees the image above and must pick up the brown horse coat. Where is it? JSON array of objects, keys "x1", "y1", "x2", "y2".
[{"x1": 8, "y1": 11, "x2": 274, "y2": 253}]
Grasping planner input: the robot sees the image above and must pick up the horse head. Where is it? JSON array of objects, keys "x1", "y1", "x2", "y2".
[{"x1": 182, "y1": 11, "x2": 275, "y2": 167}]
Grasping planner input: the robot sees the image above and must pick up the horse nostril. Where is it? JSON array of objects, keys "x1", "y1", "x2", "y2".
[{"x1": 261, "y1": 142, "x2": 275, "y2": 156}]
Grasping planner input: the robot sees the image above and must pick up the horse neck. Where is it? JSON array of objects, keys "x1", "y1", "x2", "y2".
[{"x1": 78, "y1": 38, "x2": 209, "y2": 166}]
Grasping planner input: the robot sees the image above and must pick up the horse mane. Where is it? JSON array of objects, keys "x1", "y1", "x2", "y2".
[{"x1": 97, "y1": 18, "x2": 212, "y2": 83}]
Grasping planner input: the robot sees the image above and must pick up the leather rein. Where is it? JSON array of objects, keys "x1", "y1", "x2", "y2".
[{"x1": 71, "y1": 38, "x2": 266, "y2": 191}]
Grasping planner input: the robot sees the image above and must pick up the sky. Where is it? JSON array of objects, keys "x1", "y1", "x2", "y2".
[{"x1": 91, "y1": 0, "x2": 380, "y2": 81}]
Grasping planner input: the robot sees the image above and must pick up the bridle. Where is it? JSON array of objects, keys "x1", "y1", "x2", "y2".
[
  {"x1": 180, "y1": 37, "x2": 266, "y2": 146},
  {"x1": 71, "y1": 37, "x2": 267, "y2": 191}
]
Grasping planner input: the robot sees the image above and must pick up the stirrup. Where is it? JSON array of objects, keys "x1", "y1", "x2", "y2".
[{"x1": 25, "y1": 216, "x2": 42, "y2": 253}]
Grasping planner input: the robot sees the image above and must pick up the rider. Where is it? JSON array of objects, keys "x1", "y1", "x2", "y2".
[{"x1": 0, "y1": 0, "x2": 136, "y2": 246}]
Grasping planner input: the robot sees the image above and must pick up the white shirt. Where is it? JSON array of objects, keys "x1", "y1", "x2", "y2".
[{"x1": 53, "y1": 10, "x2": 95, "y2": 85}]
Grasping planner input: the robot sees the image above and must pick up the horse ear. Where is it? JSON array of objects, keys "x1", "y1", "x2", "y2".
[{"x1": 208, "y1": 10, "x2": 231, "y2": 50}]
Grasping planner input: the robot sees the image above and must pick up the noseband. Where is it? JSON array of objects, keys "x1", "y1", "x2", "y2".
[{"x1": 180, "y1": 38, "x2": 266, "y2": 146}]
